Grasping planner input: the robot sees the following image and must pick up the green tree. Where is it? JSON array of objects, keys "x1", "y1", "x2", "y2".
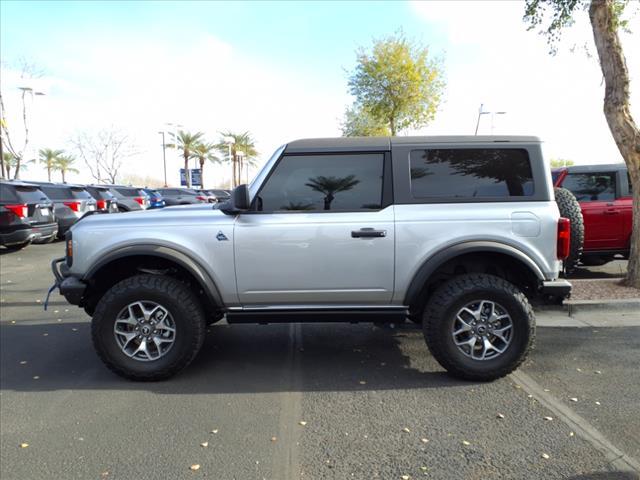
[
  {"x1": 346, "y1": 31, "x2": 445, "y2": 135},
  {"x1": 524, "y1": 0, "x2": 640, "y2": 288},
  {"x1": 215, "y1": 131, "x2": 258, "y2": 188},
  {"x1": 191, "y1": 142, "x2": 220, "y2": 189},
  {"x1": 169, "y1": 130, "x2": 204, "y2": 188},
  {"x1": 305, "y1": 175, "x2": 360, "y2": 210},
  {"x1": 341, "y1": 104, "x2": 391, "y2": 137},
  {"x1": 39, "y1": 148, "x2": 64, "y2": 182},
  {"x1": 53, "y1": 154, "x2": 79, "y2": 183},
  {"x1": 2, "y1": 152, "x2": 33, "y2": 178},
  {"x1": 549, "y1": 158, "x2": 575, "y2": 168}
]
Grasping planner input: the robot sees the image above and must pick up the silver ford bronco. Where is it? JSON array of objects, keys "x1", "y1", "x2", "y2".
[{"x1": 51, "y1": 136, "x2": 571, "y2": 381}]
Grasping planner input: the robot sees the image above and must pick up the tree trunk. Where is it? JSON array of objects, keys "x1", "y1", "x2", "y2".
[
  {"x1": 389, "y1": 116, "x2": 396, "y2": 136},
  {"x1": 13, "y1": 155, "x2": 21, "y2": 179},
  {"x1": 47, "y1": 165, "x2": 51, "y2": 182},
  {"x1": 589, "y1": 0, "x2": 640, "y2": 288},
  {"x1": 232, "y1": 154, "x2": 237, "y2": 188},
  {"x1": 199, "y1": 158, "x2": 205, "y2": 188},
  {"x1": 184, "y1": 152, "x2": 191, "y2": 188},
  {"x1": 61, "y1": 170, "x2": 66, "y2": 183}
]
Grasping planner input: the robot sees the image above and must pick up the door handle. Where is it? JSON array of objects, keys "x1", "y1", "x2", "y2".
[
  {"x1": 604, "y1": 209, "x2": 619, "y2": 215},
  {"x1": 351, "y1": 228, "x2": 387, "y2": 238}
]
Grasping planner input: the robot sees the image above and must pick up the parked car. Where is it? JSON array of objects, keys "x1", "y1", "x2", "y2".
[
  {"x1": 53, "y1": 135, "x2": 570, "y2": 382},
  {"x1": 0, "y1": 180, "x2": 58, "y2": 249},
  {"x1": 142, "y1": 188, "x2": 166, "y2": 209},
  {"x1": 31, "y1": 182, "x2": 97, "y2": 239},
  {"x1": 103, "y1": 185, "x2": 149, "y2": 212},
  {"x1": 156, "y1": 188, "x2": 208, "y2": 206},
  {"x1": 553, "y1": 163, "x2": 632, "y2": 265},
  {"x1": 85, "y1": 185, "x2": 119, "y2": 213},
  {"x1": 197, "y1": 189, "x2": 231, "y2": 203}
]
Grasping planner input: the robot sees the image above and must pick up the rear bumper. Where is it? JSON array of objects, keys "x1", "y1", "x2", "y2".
[
  {"x1": 0, "y1": 227, "x2": 34, "y2": 246},
  {"x1": 541, "y1": 279, "x2": 572, "y2": 297},
  {"x1": 31, "y1": 222, "x2": 59, "y2": 243},
  {"x1": 51, "y1": 257, "x2": 86, "y2": 306}
]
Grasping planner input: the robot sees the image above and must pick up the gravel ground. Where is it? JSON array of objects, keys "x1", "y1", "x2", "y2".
[{"x1": 569, "y1": 279, "x2": 640, "y2": 301}]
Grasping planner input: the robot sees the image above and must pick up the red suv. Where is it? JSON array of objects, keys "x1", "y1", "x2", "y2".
[{"x1": 553, "y1": 163, "x2": 632, "y2": 265}]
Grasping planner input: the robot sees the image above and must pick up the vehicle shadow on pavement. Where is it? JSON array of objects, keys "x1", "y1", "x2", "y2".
[{"x1": 0, "y1": 321, "x2": 471, "y2": 393}]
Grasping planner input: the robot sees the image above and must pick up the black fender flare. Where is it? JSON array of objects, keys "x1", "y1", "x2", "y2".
[
  {"x1": 403, "y1": 241, "x2": 545, "y2": 306},
  {"x1": 83, "y1": 244, "x2": 224, "y2": 308}
]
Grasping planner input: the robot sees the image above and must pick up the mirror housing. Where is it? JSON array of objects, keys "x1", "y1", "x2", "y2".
[{"x1": 221, "y1": 184, "x2": 250, "y2": 214}]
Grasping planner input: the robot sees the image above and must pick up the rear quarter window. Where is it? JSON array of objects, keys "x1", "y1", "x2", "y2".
[
  {"x1": 70, "y1": 187, "x2": 92, "y2": 199},
  {"x1": 0, "y1": 184, "x2": 20, "y2": 203},
  {"x1": 409, "y1": 148, "x2": 534, "y2": 199},
  {"x1": 115, "y1": 187, "x2": 139, "y2": 197},
  {"x1": 38, "y1": 186, "x2": 72, "y2": 201}
]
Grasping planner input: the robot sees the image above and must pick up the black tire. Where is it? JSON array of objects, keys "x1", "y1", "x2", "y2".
[
  {"x1": 3, "y1": 240, "x2": 31, "y2": 251},
  {"x1": 91, "y1": 274, "x2": 206, "y2": 381},
  {"x1": 554, "y1": 187, "x2": 584, "y2": 274},
  {"x1": 422, "y1": 274, "x2": 535, "y2": 381}
]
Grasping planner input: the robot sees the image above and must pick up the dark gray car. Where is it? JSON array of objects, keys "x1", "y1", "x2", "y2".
[
  {"x1": 85, "y1": 185, "x2": 119, "y2": 213},
  {"x1": 102, "y1": 185, "x2": 149, "y2": 212},
  {"x1": 156, "y1": 188, "x2": 208, "y2": 206},
  {"x1": 31, "y1": 183, "x2": 97, "y2": 238}
]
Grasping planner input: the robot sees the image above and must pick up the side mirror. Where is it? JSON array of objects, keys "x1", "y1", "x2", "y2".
[{"x1": 221, "y1": 184, "x2": 250, "y2": 214}]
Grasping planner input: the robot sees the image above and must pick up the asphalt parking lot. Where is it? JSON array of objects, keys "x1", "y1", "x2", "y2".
[{"x1": 1, "y1": 243, "x2": 639, "y2": 480}]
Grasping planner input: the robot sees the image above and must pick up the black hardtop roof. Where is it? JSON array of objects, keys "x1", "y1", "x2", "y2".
[
  {"x1": 553, "y1": 163, "x2": 627, "y2": 173},
  {"x1": 284, "y1": 135, "x2": 541, "y2": 153}
]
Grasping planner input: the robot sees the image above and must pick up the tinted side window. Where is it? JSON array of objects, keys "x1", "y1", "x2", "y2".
[
  {"x1": 70, "y1": 187, "x2": 92, "y2": 199},
  {"x1": 257, "y1": 153, "x2": 384, "y2": 212},
  {"x1": 115, "y1": 187, "x2": 138, "y2": 197},
  {"x1": 562, "y1": 173, "x2": 616, "y2": 201},
  {"x1": 410, "y1": 149, "x2": 534, "y2": 198},
  {"x1": 0, "y1": 184, "x2": 19, "y2": 203},
  {"x1": 40, "y1": 186, "x2": 72, "y2": 200}
]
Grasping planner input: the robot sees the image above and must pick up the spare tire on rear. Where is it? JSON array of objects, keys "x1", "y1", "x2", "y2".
[{"x1": 554, "y1": 187, "x2": 584, "y2": 274}]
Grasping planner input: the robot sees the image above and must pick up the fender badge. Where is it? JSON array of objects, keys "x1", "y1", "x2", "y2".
[{"x1": 216, "y1": 231, "x2": 229, "y2": 241}]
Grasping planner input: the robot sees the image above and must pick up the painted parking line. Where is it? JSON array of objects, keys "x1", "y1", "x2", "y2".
[{"x1": 511, "y1": 370, "x2": 640, "y2": 475}]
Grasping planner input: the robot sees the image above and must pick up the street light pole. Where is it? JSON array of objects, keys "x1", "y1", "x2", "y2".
[
  {"x1": 474, "y1": 103, "x2": 490, "y2": 135},
  {"x1": 17, "y1": 86, "x2": 46, "y2": 178},
  {"x1": 158, "y1": 131, "x2": 167, "y2": 186}
]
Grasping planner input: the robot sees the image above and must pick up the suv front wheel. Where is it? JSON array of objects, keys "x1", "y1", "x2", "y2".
[
  {"x1": 422, "y1": 274, "x2": 535, "y2": 381},
  {"x1": 91, "y1": 274, "x2": 206, "y2": 381}
]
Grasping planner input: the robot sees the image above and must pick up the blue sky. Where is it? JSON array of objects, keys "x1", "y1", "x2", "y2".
[{"x1": 1, "y1": 1, "x2": 638, "y2": 187}]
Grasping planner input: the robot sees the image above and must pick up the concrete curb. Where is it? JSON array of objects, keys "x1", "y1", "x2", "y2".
[{"x1": 536, "y1": 298, "x2": 640, "y2": 316}]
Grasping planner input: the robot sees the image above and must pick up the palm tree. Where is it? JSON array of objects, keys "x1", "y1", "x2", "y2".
[
  {"x1": 215, "y1": 131, "x2": 258, "y2": 188},
  {"x1": 53, "y1": 155, "x2": 79, "y2": 183},
  {"x1": 191, "y1": 142, "x2": 220, "y2": 188},
  {"x1": 3, "y1": 152, "x2": 33, "y2": 178},
  {"x1": 39, "y1": 148, "x2": 65, "y2": 182},
  {"x1": 169, "y1": 130, "x2": 204, "y2": 188},
  {"x1": 305, "y1": 175, "x2": 361, "y2": 210}
]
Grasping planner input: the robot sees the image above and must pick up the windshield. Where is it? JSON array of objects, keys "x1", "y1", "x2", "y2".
[{"x1": 249, "y1": 144, "x2": 285, "y2": 200}]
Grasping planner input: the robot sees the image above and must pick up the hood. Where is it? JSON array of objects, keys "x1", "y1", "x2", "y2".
[{"x1": 71, "y1": 203, "x2": 231, "y2": 231}]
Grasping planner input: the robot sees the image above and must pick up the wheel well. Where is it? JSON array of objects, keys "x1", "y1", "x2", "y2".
[
  {"x1": 408, "y1": 252, "x2": 540, "y2": 315},
  {"x1": 82, "y1": 255, "x2": 220, "y2": 318}
]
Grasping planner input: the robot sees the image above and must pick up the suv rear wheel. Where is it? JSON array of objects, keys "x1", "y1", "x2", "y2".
[
  {"x1": 91, "y1": 274, "x2": 206, "y2": 381},
  {"x1": 422, "y1": 274, "x2": 535, "y2": 381}
]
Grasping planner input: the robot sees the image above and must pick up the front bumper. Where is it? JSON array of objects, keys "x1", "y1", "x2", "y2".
[
  {"x1": 51, "y1": 257, "x2": 86, "y2": 306},
  {"x1": 541, "y1": 279, "x2": 572, "y2": 298}
]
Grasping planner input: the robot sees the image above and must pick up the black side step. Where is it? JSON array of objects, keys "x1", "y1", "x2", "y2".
[{"x1": 226, "y1": 309, "x2": 408, "y2": 325}]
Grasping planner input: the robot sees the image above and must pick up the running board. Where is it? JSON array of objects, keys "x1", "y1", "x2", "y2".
[{"x1": 225, "y1": 308, "x2": 408, "y2": 325}]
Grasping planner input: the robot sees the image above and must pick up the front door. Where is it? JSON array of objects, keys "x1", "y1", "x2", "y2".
[
  {"x1": 234, "y1": 151, "x2": 394, "y2": 306},
  {"x1": 561, "y1": 171, "x2": 623, "y2": 251}
]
